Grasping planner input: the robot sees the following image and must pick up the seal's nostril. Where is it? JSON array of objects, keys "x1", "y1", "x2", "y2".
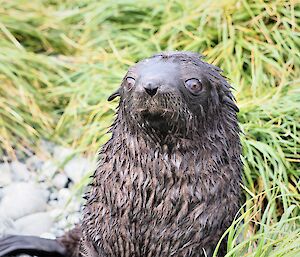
[{"x1": 145, "y1": 87, "x2": 158, "y2": 96}]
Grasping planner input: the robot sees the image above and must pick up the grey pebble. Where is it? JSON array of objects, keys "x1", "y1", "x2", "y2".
[
  {"x1": 26, "y1": 155, "x2": 44, "y2": 172},
  {"x1": 0, "y1": 182, "x2": 49, "y2": 220},
  {"x1": 0, "y1": 163, "x2": 12, "y2": 186},
  {"x1": 10, "y1": 161, "x2": 30, "y2": 182},
  {"x1": 39, "y1": 140, "x2": 56, "y2": 155},
  {"x1": 52, "y1": 173, "x2": 68, "y2": 189},
  {"x1": 14, "y1": 212, "x2": 54, "y2": 236},
  {"x1": 53, "y1": 146, "x2": 73, "y2": 163},
  {"x1": 64, "y1": 157, "x2": 93, "y2": 183},
  {"x1": 0, "y1": 214, "x2": 16, "y2": 236},
  {"x1": 40, "y1": 160, "x2": 58, "y2": 179},
  {"x1": 0, "y1": 143, "x2": 86, "y2": 237},
  {"x1": 57, "y1": 188, "x2": 72, "y2": 207}
]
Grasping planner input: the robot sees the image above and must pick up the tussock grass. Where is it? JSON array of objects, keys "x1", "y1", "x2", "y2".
[{"x1": 0, "y1": 0, "x2": 299, "y2": 255}]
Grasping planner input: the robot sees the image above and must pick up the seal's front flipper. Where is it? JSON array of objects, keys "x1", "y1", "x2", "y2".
[{"x1": 0, "y1": 235, "x2": 67, "y2": 257}]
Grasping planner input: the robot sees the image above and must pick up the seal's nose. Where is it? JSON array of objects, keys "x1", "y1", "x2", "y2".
[{"x1": 144, "y1": 82, "x2": 158, "y2": 97}]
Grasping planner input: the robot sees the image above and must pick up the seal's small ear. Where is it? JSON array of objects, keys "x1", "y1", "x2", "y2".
[
  {"x1": 108, "y1": 89, "x2": 121, "y2": 101},
  {"x1": 222, "y1": 95, "x2": 239, "y2": 112}
]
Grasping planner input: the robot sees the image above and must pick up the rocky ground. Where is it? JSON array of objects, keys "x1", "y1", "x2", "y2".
[{"x1": 0, "y1": 141, "x2": 96, "y2": 239}]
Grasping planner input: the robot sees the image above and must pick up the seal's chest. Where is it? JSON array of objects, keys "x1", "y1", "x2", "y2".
[
  {"x1": 91, "y1": 182, "x2": 204, "y2": 257},
  {"x1": 83, "y1": 149, "x2": 232, "y2": 256}
]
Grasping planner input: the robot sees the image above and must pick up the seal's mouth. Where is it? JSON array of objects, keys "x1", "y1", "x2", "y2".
[
  {"x1": 141, "y1": 111, "x2": 163, "y2": 122},
  {"x1": 133, "y1": 105, "x2": 188, "y2": 138},
  {"x1": 140, "y1": 110, "x2": 172, "y2": 134},
  {"x1": 132, "y1": 96, "x2": 181, "y2": 135},
  {"x1": 138, "y1": 108, "x2": 173, "y2": 116}
]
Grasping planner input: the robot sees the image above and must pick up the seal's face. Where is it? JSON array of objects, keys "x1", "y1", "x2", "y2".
[
  {"x1": 124, "y1": 59, "x2": 183, "y2": 133},
  {"x1": 108, "y1": 52, "x2": 237, "y2": 139},
  {"x1": 124, "y1": 57, "x2": 211, "y2": 110},
  {"x1": 121, "y1": 56, "x2": 212, "y2": 136}
]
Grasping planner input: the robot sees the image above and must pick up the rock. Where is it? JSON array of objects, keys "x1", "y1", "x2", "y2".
[
  {"x1": 49, "y1": 191, "x2": 58, "y2": 201},
  {"x1": 40, "y1": 160, "x2": 58, "y2": 180},
  {"x1": 0, "y1": 142, "x2": 87, "y2": 237},
  {"x1": 49, "y1": 208, "x2": 62, "y2": 219},
  {"x1": 0, "y1": 182, "x2": 49, "y2": 220},
  {"x1": 0, "y1": 214, "x2": 16, "y2": 236},
  {"x1": 53, "y1": 146, "x2": 73, "y2": 163},
  {"x1": 0, "y1": 163, "x2": 12, "y2": 186},
  {"x1": 14, "y1": 212, "x2": 54, "y2": 236},
  {"x1": 52, "y1": 173, "x2": 68, "y2": 189},
  {"x1": 66, "y1": 212, "x2": 81, "y2": 225},
  {"x1": 26, "y1": 155, "x2": 44, "y2": 172},
  {"x1": 57, "y1": 188, "x2": 72, "y2": 207},
  {"x1": 10, "y1": 161, "x2": 30, "y2": 182},
  {"x1": 64, "y1": 157, "x2": 93, "y2": 183},
  {"x1": 39, "y1": 140, "x2": 56, "y2": 155},
  {"x1": 40, "y1": 232, "x2": 56, "y2": 239}
]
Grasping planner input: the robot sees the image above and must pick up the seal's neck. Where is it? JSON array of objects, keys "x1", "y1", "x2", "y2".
[
  {"x1": 105, "y1": 104, "x2": 240, "y2": 160},
  {"x1": 97, "y1": 107, "x2": 241, "y2": 184}
]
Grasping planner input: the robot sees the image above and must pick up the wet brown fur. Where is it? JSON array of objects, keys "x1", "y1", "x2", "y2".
[{"x1": 77, "y1": 52, "x2": 242, "y2": 257}]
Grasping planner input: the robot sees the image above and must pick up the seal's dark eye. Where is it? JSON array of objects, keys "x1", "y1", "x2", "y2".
[
  {"x1": 125, "y1": 77, "x2": 135, "y2": 90},
  {"x1": 185, "y1": 78, "x2": 203, "y2": 94}
]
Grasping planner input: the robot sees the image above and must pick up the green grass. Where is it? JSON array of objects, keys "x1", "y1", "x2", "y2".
[{"x1": 0, "y1": 0, "x2": 299, "y2": 255}]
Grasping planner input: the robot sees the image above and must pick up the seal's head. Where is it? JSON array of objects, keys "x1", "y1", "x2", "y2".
[{"x1": 108, "y1": 51, "x2": 238, "y2": 140}]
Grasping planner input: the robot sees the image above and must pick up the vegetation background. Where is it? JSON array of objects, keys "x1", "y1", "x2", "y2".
[{"x1": 0, "y1": 0, "x2": 299, "y2": 256}]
